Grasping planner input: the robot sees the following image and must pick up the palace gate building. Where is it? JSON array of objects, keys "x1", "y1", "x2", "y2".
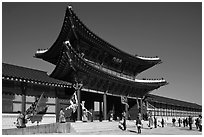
[
  {"x1": 2, "y1": 6, "x2": 201, "y2": 129},
  {"x1": 35, "y1": 5, "x2": 167, "y2": 121}
]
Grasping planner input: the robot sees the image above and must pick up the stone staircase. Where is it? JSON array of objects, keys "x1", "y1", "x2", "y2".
[{"x1": 70, "y1": 120, "x2": 137, "y2": 133}]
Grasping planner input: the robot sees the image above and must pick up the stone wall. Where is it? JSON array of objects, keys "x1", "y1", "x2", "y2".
[
  {"x1": 2, "y1": 122, "x2": 71, "y2": 135},
  {"x1": 2, "y1": 113, "x2": 56, "y2": 129}
]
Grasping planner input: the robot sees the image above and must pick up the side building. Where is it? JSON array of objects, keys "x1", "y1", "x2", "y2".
[
  {"x1": 145, "y1": 94, "x2": 202, "y2": 123},
  {"x1": 2, "y1": 63, "x2": 73, "y2": 129}
]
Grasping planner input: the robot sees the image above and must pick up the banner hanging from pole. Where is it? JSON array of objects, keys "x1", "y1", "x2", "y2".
[{"x1": 121, "y1": 96, "x2": 129, "y2": 108}]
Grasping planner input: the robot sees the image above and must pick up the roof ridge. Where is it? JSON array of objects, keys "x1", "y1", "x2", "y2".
[
  {"x1": 2, "y1": 62, "x2": 48, "y2": 74},
  {"x1": 148, "y1": 93, "x2": 202, "y2": 107}
]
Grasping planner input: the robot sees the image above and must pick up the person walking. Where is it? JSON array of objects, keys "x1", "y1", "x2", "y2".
[
  {"x1": 188, "y1": 116, "x2": 193, "y2": 130},
  {"x1": 154, "y1": 116, "x2": 157, "y2": 128},
  {"x1": 59, "y1": 108, "x2": 66, "y2": 123},
  {"x1": 136, "y1": 116, "x2": 142, "y2": 134},
  {"x1": 161, "y1": 118, "x2": 165, "y2": 128}
]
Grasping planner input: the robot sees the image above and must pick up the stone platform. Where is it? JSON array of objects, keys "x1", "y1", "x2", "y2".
[{"x1": 2, "y1": 120, "x2": 202, "y2": 135}]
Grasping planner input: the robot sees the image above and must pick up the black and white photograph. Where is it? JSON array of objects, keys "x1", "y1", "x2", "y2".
[{"x1": 2, "y1": 2, "x2": 202, "y2": 135}]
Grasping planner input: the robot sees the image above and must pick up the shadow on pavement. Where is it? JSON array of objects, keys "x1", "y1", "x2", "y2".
[
  {"x1": 127, "y1": 129, "x2": 137, "y2": 133},
  {"x1": 179, "y1": 127, "x2": 199, "y2": 132}
]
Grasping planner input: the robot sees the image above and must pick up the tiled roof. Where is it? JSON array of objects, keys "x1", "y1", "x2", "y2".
[
  {"x1": 2, "y1": 63, "x2": 72, "y2": 87},
  {"x1": 146, "y1": 94, "x2": 202, "y2": 109}
]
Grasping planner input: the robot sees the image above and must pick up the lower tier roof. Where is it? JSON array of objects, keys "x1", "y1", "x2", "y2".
[
  {"x1": 2, "y1": 63, "x2": 71, "y2": 88},
  {"x1": 49, "y1": 41, "x2": 167, "y2": 98}
]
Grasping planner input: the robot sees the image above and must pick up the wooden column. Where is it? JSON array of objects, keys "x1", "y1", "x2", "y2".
[
  {"x1": 125, "y1": 102, "x2": 129, "y2": 119},
  {"x1": 140, "y1": 98, "x2": 143, "y2": 119},
  {"x1": 21, "y1": 82, "x2": 27, "y2": 114},
  {"x1": 77, "y1": 88, "x2": 81, "y2": 121},
  {"x1": 136, "y1": 98, "x2": 140, "y2": 117},
  {"x1": 22, "y1": 94, "x2": 26, "y2": 113},
  {"x1": 99, "y1": 101, "x2": 103, "y2": 122},
  {"x1": 73, "y1": 82, "x2": 83, "y2": 121},
  {"x1": 103, "y1": 92, "x2": 107, "y2": 120},
  {"x1": 55, "y1": 87, "x2": 59, "y2": 122}
]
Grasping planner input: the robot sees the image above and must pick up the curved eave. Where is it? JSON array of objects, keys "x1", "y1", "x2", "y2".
[
  {"x1": 34, "y1": 7, "x2": 74, "y2": 65},
  {"x1": 50, "y1": 41, "x2": 167, "y2": 97},
  {"x1": 35, "y1": 5, "x2": 162, "y2": 69},
  {"x1": 68, "y1": 6, "x2": 161, "y2": 65}
]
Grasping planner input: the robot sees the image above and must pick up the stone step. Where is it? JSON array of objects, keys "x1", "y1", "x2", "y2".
[{"x1": 70, "y1": 120, "x2": 137, "y2": 133}]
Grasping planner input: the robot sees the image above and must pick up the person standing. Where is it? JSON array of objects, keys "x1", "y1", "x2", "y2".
[
  {"x1": 15, "y1": 111, "x2": 26, "y2": 128},
  {"x1": 186, "y1": 117, "x2": 188, "y2": 127},
  {"x1": 122, "y1": 111, "x2": 127, "y2": 130},
  {"x1": 66, "y1": 93, "x2": 78, "y2": 122},
  {"x1": 195, "y1": 117, "x2": 199, "y2": 129},
  {"x1": 81, "y1": 103, "x2": 92, "y2": 122},
  {"x1": 136, "y1": 116, "x2": 142, "y2": 134},
  {"x1": 161, "y1": 118, "x2": 165, "y2": 128},
  {"x1": 59, "y1": 108, "x2": 66, "y2": 123},
  {"x1": 178, "y1": 118, "x2": 181, "y2": 127},
  {"x1": 183, "y1": 118, "x2": 186, "y2": 127},
  {"x1": 172, "y1": 118, "x2": 176, "y2": 127},
  {"x1": 188, "y1": 116, "x2": 193, "y2": 130},
  {"x1": 154, "y1": 116, "x2": 157, "y2": 128},
  {"x1": 198, "y1": 115, "x2": 202, "y2": 132},
  {"x1": 90, "y1": 109, "x2": 94, "y2": 122},
  {"x1": 82, "y1": 109, "x2": 88, "y2": 122},
  {"x1": 109, "y1": 111, "x2": 114, "y2": 122},
  {"x1": 149, "y1": 116, "x2": 153, "y2": 129}
]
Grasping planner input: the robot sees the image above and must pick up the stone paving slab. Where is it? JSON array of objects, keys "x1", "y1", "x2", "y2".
[{"x1": 39, "y1": 125, "x2": 202, "y2": 135}]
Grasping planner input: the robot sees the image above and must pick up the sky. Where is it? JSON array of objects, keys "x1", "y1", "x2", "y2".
[{"x1": 2, "y1": 2, "x2": 202, "y2": 105}]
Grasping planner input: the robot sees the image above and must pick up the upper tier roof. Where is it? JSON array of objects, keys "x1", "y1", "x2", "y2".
[{"x1": 35, "y1": 6, "x2": 162, "y2": 76}]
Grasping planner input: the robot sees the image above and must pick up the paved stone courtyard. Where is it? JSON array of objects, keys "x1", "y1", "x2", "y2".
[{"x1": 43, "y1": 125, "x2": 202, "y2": 135}]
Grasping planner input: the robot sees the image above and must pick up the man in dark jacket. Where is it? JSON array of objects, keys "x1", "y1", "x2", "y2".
[
  {"x1": 161, "y1": 118, "x2": 165, "y2": 128},
  {"x1": 154, "y1": 116, "x2": 157, "y2": 128},
  {"x1": 172, "y1": 118, "x2": 176, "y2": 126},
  {"x1": 188, "y1": 116, "x2": 193, "y2": 130},
  {"x1": 178, "y1": 118, "x2": 181, "y2": 127}
]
